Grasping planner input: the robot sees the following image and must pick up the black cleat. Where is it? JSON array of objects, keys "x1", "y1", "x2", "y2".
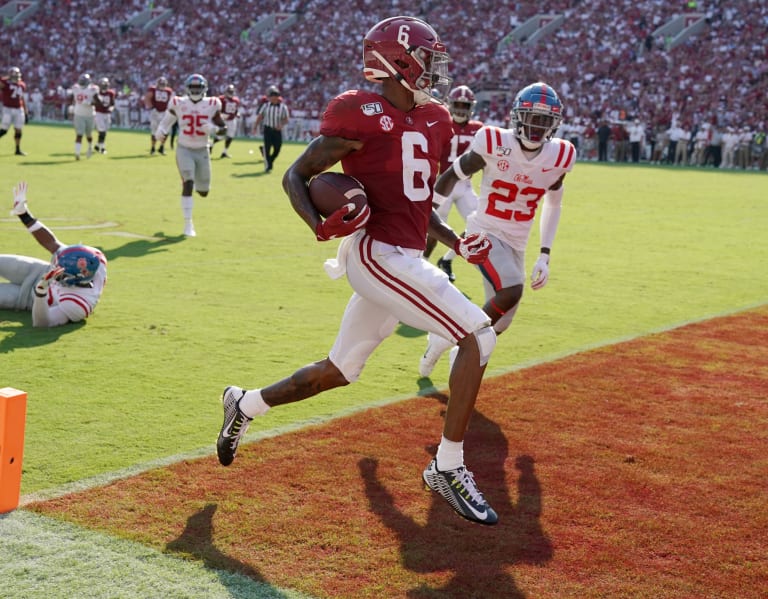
[
  {"x1": 423, "y1": 458, "x2": 498, "y2": 525},
  {"x1": 216, "y1": 386, "x2": 253, "y2": 466},
  {"x1": 437, "y1": 258, "x2": 456, "y2": 282}
]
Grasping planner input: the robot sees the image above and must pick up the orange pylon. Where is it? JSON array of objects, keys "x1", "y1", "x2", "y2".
[{"x1": 0, "y1": 387, "x2": 27, "y2": 513}]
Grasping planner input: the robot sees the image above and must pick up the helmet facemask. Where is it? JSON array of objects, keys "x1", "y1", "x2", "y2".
[
  {"x1": 185, "y1": 75, "x2": 207, "y2": 102},
  {"x1": 363, "y1": 17, "x2": 452, "y2": 106},
  {"x1": 514, "y1": 110, "x2": 562, "y2": 149}
]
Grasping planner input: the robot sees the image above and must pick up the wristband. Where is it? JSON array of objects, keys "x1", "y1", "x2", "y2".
[
  {"x1": 19, "y1": 212, "x2": 35, "y2": 226},
  {"x1": 540, "y1": 247, "x2": 551, "y2": 255},
  {"x1": 452, "y1": 159, "x2": 470, "y2": 181}
]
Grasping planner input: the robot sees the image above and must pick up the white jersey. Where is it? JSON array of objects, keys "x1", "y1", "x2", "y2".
[
  {"x1": 44, "y1": 248, "x2": 107, "y2": 323},
  {"x1": 166, "y1": 95, "x2": 222, "y2": 150},
  {"x1": 72, "y1": 83, "x2": 98, "y2": 117},
  {"x1": 468, "y1": 127, "x2": 576, "y2": 250}
]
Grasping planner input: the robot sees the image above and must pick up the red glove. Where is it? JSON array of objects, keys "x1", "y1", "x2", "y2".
[
  {"x1": 315, "y1": 203, "x2": 371, "y2": 241},
  {"x1": 454, "y1": 233, "x2": 491, "y2": 264}
]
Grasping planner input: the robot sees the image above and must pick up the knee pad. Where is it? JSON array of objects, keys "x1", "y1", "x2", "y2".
[{"x1": 474, "y1": 325, "x2": 497, "y2": 366}]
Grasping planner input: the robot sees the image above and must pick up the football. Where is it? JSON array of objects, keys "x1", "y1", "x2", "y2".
[{"x1": 308, "y1": 172, "x2": 367, "y2": 219}]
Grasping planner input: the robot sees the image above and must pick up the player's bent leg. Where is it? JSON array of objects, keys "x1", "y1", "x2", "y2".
[{"x1": 483, "y1": 284, "x2": 523, "y2": 328}]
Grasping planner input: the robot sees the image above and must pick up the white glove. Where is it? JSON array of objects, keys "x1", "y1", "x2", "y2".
[
  {"x1": 530, "y1": 253, "x2": 550, "y2": 290},
  {"x1": 10, "y1": 181, "x2": 28, "y2": 216},
  {"x1": 34, "y1": 266, "x2": 64, "y2": 297}
]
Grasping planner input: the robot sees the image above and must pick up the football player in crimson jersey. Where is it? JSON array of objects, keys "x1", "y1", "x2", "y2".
[
  {"x1": 144, "y1": 76, "x2": 174, "y2": 155},
  {"x1": 2, "y1": 182, "x2": 107, "y2": 327},
  {"x1": 155, "y1": 73, "x2": 227, "y2": 237},
  {"x1": 424, "y1": 85, "x2": 484, "y2": 281},
  {"x1": 216, "y1": 16, "x2": 500, "y2": 526},
  {"x1": 213, "y1": 84, "x2": 241, "y2": 158},
  {"x1": 0, "y1": 67, "x2": 29, "y2": 155},
  {"x1": 93, "y1": 77, "x2": 116, "y2": 154},
  {"x1": 419, "y1": 82, "x2": 575, "y2": 377}
]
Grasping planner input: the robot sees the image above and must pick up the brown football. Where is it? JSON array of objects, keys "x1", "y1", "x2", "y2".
[{"x1": 308, "y1": 172, "x2": 368, "y2": 219}]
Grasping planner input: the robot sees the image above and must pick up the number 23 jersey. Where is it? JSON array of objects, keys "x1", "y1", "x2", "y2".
[{"x1": 469, "y1": 127, "x2": 576, "y2": 250}]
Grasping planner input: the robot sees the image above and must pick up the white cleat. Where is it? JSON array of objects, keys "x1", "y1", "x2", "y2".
[
  {"x1": 184, "y1": 221, "x2": 196, "y2": 237},
  {"x1": 418, "y1": 333, "x2": 454, "y2": 377}
]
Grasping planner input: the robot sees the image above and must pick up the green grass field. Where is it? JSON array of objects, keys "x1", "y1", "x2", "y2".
[
  {"x1": 2, "y1": 124, "x2": 766, "y2": 494},
  {"x1": 1, "y1": 124, "x2": 766, "y2": 598}
]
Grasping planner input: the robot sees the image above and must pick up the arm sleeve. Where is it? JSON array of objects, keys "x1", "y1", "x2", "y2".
[
  {"x1": 539, "y1": 185, "x2": 564, "y2": 250},
  {"x1": 31, "y1": 296, "x2": 72, "y2": 327},
  {"x1": 156, "y1": 107, "x2": 177, "y2": 137}
]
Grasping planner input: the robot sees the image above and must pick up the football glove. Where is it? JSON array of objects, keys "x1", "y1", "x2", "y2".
[
  {"x1": 315, "y1": 203, "x2": 371, "y2": 241},
  {"x1": 10, "y1": 181, "x2": 28, "y2": 216},
  {"x1": 530, "y1": 253, "x2": 550, "y2": 290},
  {"x1": 34, "y1": 266, "x2": 65, "y2": 297},
  {"x1": 454, "y1": 233, "x2": 491, "y2": 264}
]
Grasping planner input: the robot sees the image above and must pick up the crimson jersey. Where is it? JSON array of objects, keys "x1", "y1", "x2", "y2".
[
  {"x1": 218, "y1": 95, "x2": 241, "y2": 121},
  {"x1": 439, "y1": 119, "x2": 483, "y2": 172},
  {"x1": 94, "y1": 89, "x2": 116, "y2": 114},
  {"x1": 146, "y1": 86, "x2": 173, "y2": 112},
  {"x1": 320, "y1": 90, "x2": 453, "y2": 249},
  {"x1": 1, "y1": 77, "x2": 26, "y2": 109}
]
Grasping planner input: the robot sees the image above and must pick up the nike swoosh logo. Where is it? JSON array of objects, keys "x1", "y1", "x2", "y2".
[
  {"x1": 542, "y1": 168, "x2": 555, "y2": 172},
  {"x1": 427, "y1": 121, "x2": 439, "y2": 127},
  {"x1": 462, "y1": 500, "x2": 489, "y2": 520}
]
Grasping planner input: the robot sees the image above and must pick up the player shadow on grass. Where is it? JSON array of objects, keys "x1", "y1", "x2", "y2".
[
  {"x1": 102, "y1": 234, "x2": 186, "y2": 262},
  {"x1": 165, "y1": 503, "x2": 296, "y2": 599},
  {"x1": 358, "y1": 391, "x2": 552, "y2": 599},
  {"x1": 0, "y1": 313, "x2": 84, "y2": 353}
]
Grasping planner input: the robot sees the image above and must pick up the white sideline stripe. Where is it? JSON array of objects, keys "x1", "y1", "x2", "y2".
[{"x1": 20, "y1": 300, "x2": 766, "y2": 506}]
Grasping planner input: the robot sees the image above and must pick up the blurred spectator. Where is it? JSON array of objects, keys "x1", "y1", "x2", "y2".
[{"x1": 597, "y1": 120, "x2": 611, "y2": 162}]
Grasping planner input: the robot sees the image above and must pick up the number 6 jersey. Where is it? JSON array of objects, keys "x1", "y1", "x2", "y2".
[{"x1": 468, "y1": 127, "x2": 576, "y2": 250}]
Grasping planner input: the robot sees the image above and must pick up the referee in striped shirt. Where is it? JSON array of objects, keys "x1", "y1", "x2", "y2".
[{"x1": 253, "y1": 86, "x2": 290, "y2": 173}]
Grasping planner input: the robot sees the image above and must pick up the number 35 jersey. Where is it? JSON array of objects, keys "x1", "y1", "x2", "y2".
[
  {"x1": 169, "y1": 95, "x2": 222, "y2": 150},
  {"x1": 468, "y1": 127, "x2": 576, "y2": 251}
]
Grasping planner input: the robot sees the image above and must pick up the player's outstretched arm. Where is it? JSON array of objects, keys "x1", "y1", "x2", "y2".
[{"x1": 11, "y1": 182, "x2": 63, "y2": 254}]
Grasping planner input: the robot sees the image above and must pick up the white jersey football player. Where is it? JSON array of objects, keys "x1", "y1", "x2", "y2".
[
  {"x1": 427, "y1": 85, "x2": 484, "y2": 281},
  {"x1": 419, "y1": 82, "x2": 575, "y2": 376},
  {"x1": 71, "y1": 73, "x2": 99, "y2": 160},
  {"x1": 156, "y1": 73, "x2": 227, "y2": 237},
  {"x1": 1, "y1": 182, "x2": 107, "y2": 327}
]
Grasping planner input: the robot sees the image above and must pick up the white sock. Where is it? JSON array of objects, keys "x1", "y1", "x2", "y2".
[
  {"x1": 239, "y1": 388, "x2": 270, "y2": 418},
  {"x1": 74, "y1": 142, "x2": 81, "y2": 155},
  {"x1": 442, "y1": 249, "x2": 457, "y2": 261},
  {"x1": 181, "y1": 196, "x2": 193, "y2": 220},
  {"x1": 435, "y1": 436, "x2": 464, "y2": 471}
]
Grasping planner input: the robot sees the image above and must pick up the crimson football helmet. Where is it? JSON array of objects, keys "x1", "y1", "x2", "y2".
[
  {"x1": 78, "y1": 73, "x2": 91, "y2": 87},
  {"x1": 54, "y1": 245, "x2": 102, "y2": 286},
  {"x1": 447, "y1": 85, "x2": 476, "y2": 124},
  {"x1": 185, "y1": 74, "x2": 207, "y2": 101},
  {"x1": 9, "y1": 67, "x2": 21, "y2": 81},
  {"x1": 157, "y1": 76, "x2": 168, "y2": 88},
  {"x1": 363, "y1": 15, "x2": 452, "y2": 105},
  {"x1": 225, "y1": 84, "x2": 236, "y2": 98},
  {"x1": 98, "y1": 77, "x2": 110, "y2": 92},
  {"x1": 510, "y1": 82, "x2": 563, "y2": 149}
]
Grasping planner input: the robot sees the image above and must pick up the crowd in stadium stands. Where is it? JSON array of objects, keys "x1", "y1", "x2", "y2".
[{"x1": 1, "y1": 0, "x2": 766, "y2": 168}]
